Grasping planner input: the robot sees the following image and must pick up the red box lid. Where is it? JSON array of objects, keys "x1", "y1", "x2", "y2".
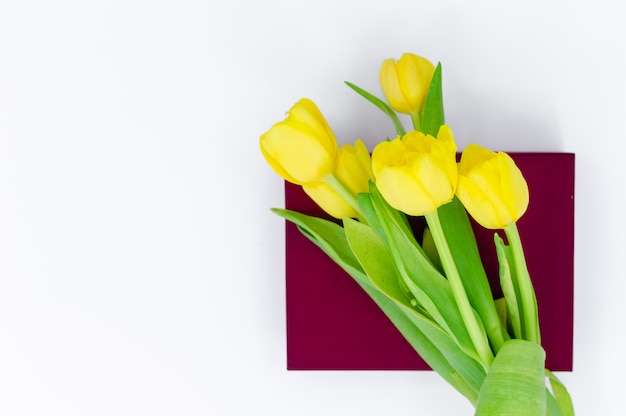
[{"x1": 285, "y1": 153, "x2": 574, "y2": 371}]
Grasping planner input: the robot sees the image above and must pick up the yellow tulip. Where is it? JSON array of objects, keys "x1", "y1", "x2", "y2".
[
  {"x1": 456, "y1": 144, "x2": 529, "y2": 229},
  {"x1": 260, "y1": 98, "x2": 338, "y2": 185},
  {"x1": 303, "y1": 182, "x2": 357, "y2": 219},
  {"x1": 335, "y1": 139, "x2": 374, "y2": 196},
  {"x1": 303, "y1": 139, "x2": 373, "y2": 219},
  {"x1": 372, "y1": 125, "x2": 458, "y2": 216},
  {"x1": 380, "y1": 53, "x2": 435, "y2": 115}
]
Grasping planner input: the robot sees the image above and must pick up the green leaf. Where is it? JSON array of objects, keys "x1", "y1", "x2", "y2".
[
  {"x1": 344, "y1": 81, "x2": 406, "y2": 137},
  {"x1": 273, "y1": 207, "x2": 484, "y2": 403},
  {"x1": 475, "y1": 340, "x2": 547, "y2": 416},
  {"x1": 367, "y1": 183, "x2": 480, "y2": 363},
  {"x1": 546, "y1": 389, "x2": 564, "y2": 416},
  {"x1": 343, "y1": 217, "x2": 486, "y2": 404},
  {"x1": 494, "y1": 298, "x2": 507, "y2": 330},
  {"x1": 358, "y1": 272, "x2": 483, "y2": 405},
  {"x1": 422, "y1": 226, "x2": 443, "y2": 273},
  {"x1": 343, "y1": 217, "x2": 416, "y2": 309},
  {"x1": 358, "y1": 184, "x2": 415, "y2": 246},
  {"x1": 271, "y1": 208, "x2": 364, "y2": 277},
  {"x1": 495, "y1": 233, "x2": 522, "y2": 339},
  {"x1": 546, "y1": 370, "x2": 575, "y2": 416},
  {"x1": 421, "y1": 62, "x2": 445, "y2": 136},
  {"x1": 357, "y1": 190, "x2": 386, "y2": 243},
  {"x1": 438, "y1": 198, "x2": 507, "y2": 352}
]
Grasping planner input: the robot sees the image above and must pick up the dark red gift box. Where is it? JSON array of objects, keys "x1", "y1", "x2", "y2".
[{"x1": 284, "y1": 153, "x2": 574, "y2": 371}]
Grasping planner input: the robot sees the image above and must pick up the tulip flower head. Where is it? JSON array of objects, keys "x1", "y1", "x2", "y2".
[
  {"x1": 260, "y1": 98, "x2": 338, "y2": 185},
  {"x1": 456, "y1": 145, "x2": 529, "y2": 229},
  {"x1": 303, "y1": 139, "x2": 374, "y2": 219},
  {"x1": 334, "y1": 139, "x2": 374, "y2": 196},
  {"x1": 372, "y1": 125, "x2": 458, "y2": 216},
  {"x1": 380, "y1": 53, "x2": 435, "y2": 115}
]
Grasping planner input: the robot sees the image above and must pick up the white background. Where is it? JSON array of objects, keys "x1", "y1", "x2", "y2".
[{"x1": 0, "y1": 1, "x2": 623, "y2": 414}]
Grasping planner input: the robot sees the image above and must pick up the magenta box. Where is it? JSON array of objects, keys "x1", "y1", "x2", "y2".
[{"x1": 285, "y1": 153, "x2": 574, "y2": 371}]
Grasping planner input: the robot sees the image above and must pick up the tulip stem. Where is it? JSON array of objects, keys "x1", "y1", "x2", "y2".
[
  {"x1": 324, "y1": 174, "x2": 366, "y2": 223},
  {"x1": 425, "y1": 209, "x2": 494, "y2": 368},
  {"x1": 504, "y1": 223, "x2": 541, "y2": 345},
  {"x1": 410, "y1": 111, "x2": 422, "y2": 133}
]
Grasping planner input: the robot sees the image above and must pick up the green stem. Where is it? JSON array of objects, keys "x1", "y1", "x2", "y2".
[
  {"x1": 324, "y1": 174, "x2": 366, "y2": 223},
  {"x1": 426, "y1": 209, "x2": 494, "y2": 367},
  {"x1": 504, "y1": 223, "x2": 540, "y2": 345},
  {"x1": 410, "y1": 110, "x2": 422, "y2": 133}
]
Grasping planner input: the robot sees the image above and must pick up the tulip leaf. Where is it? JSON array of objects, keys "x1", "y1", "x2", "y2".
[
  {"x1": 358, "y1": 191, "x2": 423, "y2": 305},
  {"x1": 421, "y1": 62, "x2": 445, "y2": 137},
  {"x1": 474, "y1": 340, "x2": 547, "y2": 416},
  {"x1": 438, "y1": 199, "x2": 507, "y2": 352},
  {"x1": 422, "y1": 226, "x2": 443, "y2": 273},
  {"x1": 344, "y1": 81, "x2": 406, "y2": 137},
  {"x1": 546, "y1": 370, "x2": 575, "y2": 416},
  {"x1": 343, "y1": 217, "x2": 486, "y2": 404},
  {"x1": 495, "y1": 233, "x2": 522, "y2": 339},
  {"x1": 504, "y1": 223, "x2": 541, "y2": 345},
  {"x1": 357, "y1": 186, "x2": 413, "y2": 245},
  {"x1": 343, "y1": 217, "x2": 417, "y2": 310},
  {"x1": 546, "y1": 389, "x2": 564, "y2": 416},
  {"x1": 356, "y1": 191, "x2": 386, "y2": 243},
  {"x1": 271, "y1": 208, "x2": 364, "y2": 277},
  {"x1": 274, "y1": 207, "x2": 484, "y2": 403},
  {"x1": 366, "y1": 183, "x2": 481, "y2": 362}
]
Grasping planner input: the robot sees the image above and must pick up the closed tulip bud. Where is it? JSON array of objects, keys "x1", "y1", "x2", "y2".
[
  {"x1": 380, "y1": 53, "x2": 435, "y2": 115},
  {"x1": 456, "y1": 145, "x2": 529, "y2": 229},
  {"x1": 260, "y1": 98, "x2": 338, "y2": 185},
  {"x1": 372, "y1": 125, "x2": 458, "y2": 216},
  {"x1": 303, "y1": 139, "x2": 374, "y2": 219},
  {"x1": 335, "y1": 139, "x2": 374, "y2": 195}
]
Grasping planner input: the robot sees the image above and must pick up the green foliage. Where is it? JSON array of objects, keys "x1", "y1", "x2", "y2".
[
  {"x1": 495, "y1": 233, "x2": 522, "y2": 339},
  {"x1": 546, "y1": 371, "x2": 575, "y2": 416},
  {"x1": 421, "y1": 62, "x2": 445, "y2": 136},
  {"x1": 344, "y1": 81, "x2": 406, "y2": 137},
  {"x1": 474, "y1": 340, "x2": 547, "y2": 416}
]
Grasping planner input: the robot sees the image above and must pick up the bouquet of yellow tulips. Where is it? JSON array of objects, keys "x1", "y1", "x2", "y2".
[{"x1": 260, "y1": 53, "x2": 574, "y2": 415}]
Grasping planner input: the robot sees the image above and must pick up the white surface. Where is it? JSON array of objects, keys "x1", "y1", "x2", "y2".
[{"x1": 0, "y1": 1, "x2": 623, "y2": 414}]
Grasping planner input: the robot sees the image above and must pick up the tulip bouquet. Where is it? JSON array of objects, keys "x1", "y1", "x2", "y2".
[{"x1": 260, "y1": 53, "x2": 574, "y2": 415}]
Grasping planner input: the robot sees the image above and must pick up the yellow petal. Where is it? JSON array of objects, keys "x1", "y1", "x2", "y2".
[
  {"x1": 396, "y1": 53, "x2": 434, "y2": 111},
  {"x1": 260, "y1": 122, "x2": 335, "y2": 184},
  {"x1": 354, "y1": 139, "x2": 374, "y2": 180},
  {"x1": 376, "y1": 166, "x2": 438, "y2": 216},
  {"x1": 457, "y1": 174, "x2": 504, "y2": 229},
  {"x1": 456, "y1": 145, "x2": 529, "y2": 229},
  {"x1": 379, "y1": 53, "x2": 435, "y2": 115},
  {"x1": 303, "y1": 181, "x2": 358, "y2": 219},
  {"x1": 458, "y1": 144, "x2": 494, "y2": 173},
  {"x1": 372, "y1": 127, "x2": 458, "y2": 216},
  {"x1": 497, "y1": 152, "x2": 529, "y2": 222},
  {"x1": 380, "y1": 59, "x2": 412, "y2": 113},
  {"x1": 411, "y1": 154, "x2": 455, "y2": 208},
  {"x1": 260, "y1": 98, "x2": 338, "y2": 185},
  {"x1": 288, "y1": 98, "x2": 337, "y2": 155},
  {"x1": 436, "y1": 125, "x2": 458, "y2": 154},
  {"x1": 336, "y1": 139, "x2": 373, "y2": 195},
  {"x1": 371, "y1": 138, "x2": 405, "y2": 178}
]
